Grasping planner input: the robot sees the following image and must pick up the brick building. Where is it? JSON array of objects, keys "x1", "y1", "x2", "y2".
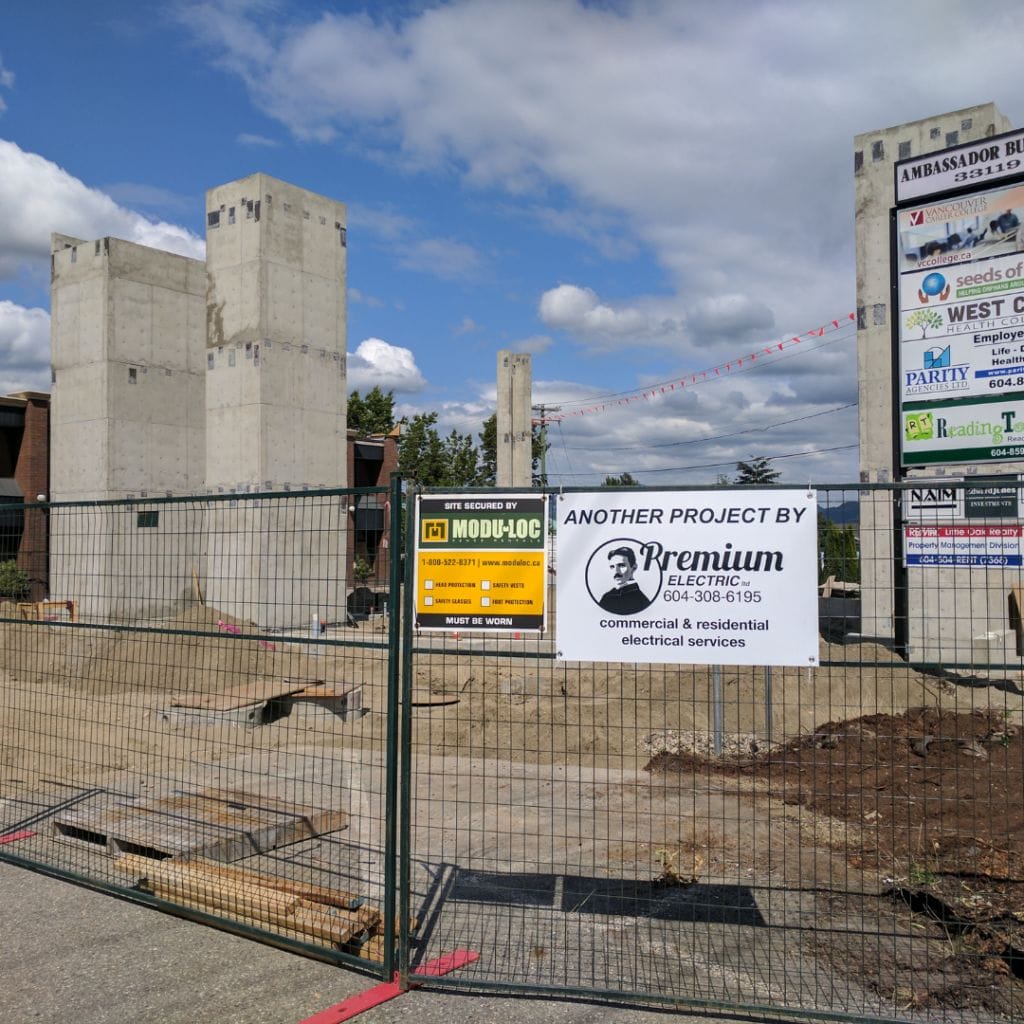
[
  {"x1": 0, "y1": 391, "x2": 50, "y2": 600},
  {"x1": 347, "y1": 427, "x2": 400, "y2": 598}
]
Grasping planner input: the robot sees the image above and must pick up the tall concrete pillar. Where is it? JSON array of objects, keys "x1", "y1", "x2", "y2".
[
  {"x1": 203, "y1": 174, "x2": 348, "y2": 628},
  {"x1": 496, "y1": 351, "x2": 532, "y2": 488}
]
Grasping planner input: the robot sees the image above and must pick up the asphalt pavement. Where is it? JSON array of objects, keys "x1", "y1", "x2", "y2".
[{"x1": 1, "y1": 859, "x2": 765, "y2": 1024}]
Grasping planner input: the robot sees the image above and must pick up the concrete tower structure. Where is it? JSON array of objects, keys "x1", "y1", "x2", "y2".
[
  {"x1": 204, "y1": 175, "x2": 347, "y2": 492},
  {"x1": 48, "y1": 175, "x2": 349, "y2": 626},
  {"x1": 855, "y1": 103, "x2": 1017, "y2": 661},
  {"x1": 496, "y1": 351, "x2": 532, "y2": 488},
  {"x1": 50, "y1": 235, "x2": 206, "y2": 501}
]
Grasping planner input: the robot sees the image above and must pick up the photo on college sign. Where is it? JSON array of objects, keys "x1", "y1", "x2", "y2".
[
  {"x1": 896, "y1": 181, "x2": 1024, "y2": 274},
  {"x1": 555, "y1": 490, "x2": 819, "y2": 667}
]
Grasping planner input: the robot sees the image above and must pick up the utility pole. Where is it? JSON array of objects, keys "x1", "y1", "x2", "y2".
[{"x1": 531, "y1": 404, "x2": 561, "y2": 488}]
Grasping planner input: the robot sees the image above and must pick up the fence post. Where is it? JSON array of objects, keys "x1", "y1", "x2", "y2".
[
  {"x1": 383, "y1": 473, "x2": 404, "y2": 980},
  {"x1": 397, "y1": 480, "x2": 417, "y2": 992},
  {"x1": 712, "y1": 664, "x2": 723, "y2": 755}
]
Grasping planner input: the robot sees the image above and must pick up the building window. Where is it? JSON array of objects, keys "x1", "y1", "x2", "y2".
[
  {"x1": 871, "y1": 140, "x2": 884, "y2": 162},
  {"x1": 128, "y1": 367, "x2": 137, "y2": 384},
  {"x1": 207, "y1": 352, "x2": 214, "y2": 369},
  {"x1": 207, "y1": 211, "x2": 220, "y2": 228},
  {"x1": 898, "y1": 140, "x2": 911, "y2": 160},
  {"x1": 853, "y1": 150, "x2": 863, "y2": 173},
  {"x1": 319, "y1": 215, "x2": 326, "y2": 225},
  {"x1": 872, "y1": 303, "x2": 886, "y2": 326},
  {"x1": 95, "y1": 240, "x2": 101, "y2": 255},
  {"x1": 70, "y1": 247, "x2": 77, "y2": 263},
  {"x1": 338, "y1": 226, "x2": 347, "y2": 247},
  {"x1": 137, "y1": 511, "x2": 159, "y2": 528},
  {"x1": 961, "y1": 118, "x2": 973, "y2": 131},
  {"x1": 228, "y1": 207, "x2": 235, "y2": 224},
  {"x1": 856, "y1": 306, "x2": 866, "y2": 330},
  {"x1": 930, "y1": 126, "x2": 941, "y2": 139},
  {"x1": 946, "y1": 131, "x2": 959, "y2": 147}
]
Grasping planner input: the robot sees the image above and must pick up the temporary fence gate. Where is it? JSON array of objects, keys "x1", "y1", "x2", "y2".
[{"x1": 3, "y1": 480, "x2": 1024, "y2": 1024}]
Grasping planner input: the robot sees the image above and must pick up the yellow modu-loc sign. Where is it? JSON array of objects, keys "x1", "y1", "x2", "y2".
[{"x1": 414, "y1": 494, "x2": 548, "y2": 632}]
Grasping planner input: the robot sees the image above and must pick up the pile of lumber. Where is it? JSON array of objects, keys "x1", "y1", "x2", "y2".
[{"x1": 115, "y1": 854, "x2": 411, "y2": 961}]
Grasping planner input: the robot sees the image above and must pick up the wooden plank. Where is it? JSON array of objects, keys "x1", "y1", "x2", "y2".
[
  {"x1": 290, "y1": 684, "x2": 355, "y2": 701},
  {"x1": 169, "y1": 680, "x2": 308, "y2": 711},
  {"x1": 174, "y1": 856, "x2": 365, "y2": 910},
  {"x1": 116, "y1": 854, "x2": 379, "y2": 946},
  {"x1": 53, "y1": 787, "x2": 348, "y2": 862}
]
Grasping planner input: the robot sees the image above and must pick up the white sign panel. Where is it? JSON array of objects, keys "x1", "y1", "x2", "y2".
[
  {"x1": 904, "y1": 524, "x2": 1023, "y2": 567},
  {"x1": 901, "y1": 480, "x2": 964, "y2": 520},
  {"x1": 898, "y1": 177, "x2": 1024, "y2": 467},
  {"x1": 555, "y1": 490, "x2": 819, "y2": 667},
  {"x1": 895, "y1": 129, "x2": 1024, "y2": 203}
]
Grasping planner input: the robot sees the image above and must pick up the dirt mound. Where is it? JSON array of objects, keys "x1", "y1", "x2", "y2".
[{"x1": 648, "y1": 706, "x2": 1024, "y2": 1012}]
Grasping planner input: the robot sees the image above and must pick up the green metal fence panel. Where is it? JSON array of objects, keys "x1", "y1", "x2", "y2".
[
  {"x1": 4, "y1": 480, "x2": 1024, "y2": 1022},
  {"x1": 0, "y1": 489, "x2": 397, "y2": 975},
  {"x1": 401, "y1": 482, "x2": 1024, "y2": 1023}
]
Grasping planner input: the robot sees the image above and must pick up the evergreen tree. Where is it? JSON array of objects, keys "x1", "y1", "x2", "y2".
[
  {"x1": 603, "y1": 472, "x2": 639, "y2": 487},
  {"x1": 818, "y1": 515, "x2": 860, "y2": 583},
  {"x1": 734, "y1": 457, "x2": 781, "y2": 484},
  {"x1": 443, "y1": 430, "x2": 482, "y2": 487},
  {"x1": 477, "y1": 413, "x2": 548, "y2": 486},
  {"x1": 398, "y1": 412, "x2": 482, "y2": 486},
  {"x1": 347, "y1": 386, "x2": 396, "y2": 436},
  {"x1": 478, "y1": 414, "x2": 497, "y2": 486}
]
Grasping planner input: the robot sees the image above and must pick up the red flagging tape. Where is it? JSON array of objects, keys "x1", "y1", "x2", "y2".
[
  {"x1": 0, "y1": 829, "x2": 35, "y2": 845},
  {"x1": 299, "y1": 950, "x2": 479, "y2": 1024}
]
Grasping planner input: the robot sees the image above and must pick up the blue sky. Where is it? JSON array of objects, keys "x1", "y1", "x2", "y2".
[{"x1": 1, "y1": 1, "x2": 1022, "y2": 485}]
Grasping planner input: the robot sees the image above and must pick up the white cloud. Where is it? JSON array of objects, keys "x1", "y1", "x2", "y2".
[
  {"x1": 0, "y1": 140, "x2": 204, "y2": 279},
  {"x1": 100, "y1": 182, "x2": 191, "y2": 213},
  {"x1": 539, "y1": 284, "x2": 680, "y2": 342},
  {"x1": 0, "y1": 53, "x2": 13, "y2": 112},
  {"x1": 537, "y1": 361, "x2": 859, "y2": 485},
  {"x1": 347, "y1": 337, "x2": 426, "y2": 393},
  {"x1": 176, "y1": 1, "x2": 1024, "y2": 329},
  {"x1": 350, "y1": 201, "x2": 486, "y2": 282},
  {"x1": 237, "y1": 132, "x2": 279, "y2": 147},
  {"x1": 396, "y1": 236, "x2": 482, "y2": 281},
  {"x1": 509, "y1": 333, "x2": 552, "y2": 355},
  {"x1": 349, "y1": 287, "x2": 385, "y2": 309},
  {"x1": 0, "y1": 301, "x2": 51, "y2": 393},
  {"x1": 687, "y1": 295, "x2": 775, "y2": 341}
]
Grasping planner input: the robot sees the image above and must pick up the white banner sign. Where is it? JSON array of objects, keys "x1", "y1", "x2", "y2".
[{"x1": 555, "y1": 490, "x2": 819, "y2": 667}]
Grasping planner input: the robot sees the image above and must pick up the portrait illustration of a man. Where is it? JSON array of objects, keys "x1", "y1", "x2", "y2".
[{"x1": 598, "y1": 545, "x2": 651, "y2": 614}]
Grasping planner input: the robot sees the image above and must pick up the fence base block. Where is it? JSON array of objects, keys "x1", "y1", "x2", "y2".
[{"x1": 299, "y1": 950, "x2": 479, "y2": 1023}]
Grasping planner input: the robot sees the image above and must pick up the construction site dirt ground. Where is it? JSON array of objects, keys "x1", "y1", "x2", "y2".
[{"x1": 3, "y1": 604, "x2": 1024, "y2": 1018}]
